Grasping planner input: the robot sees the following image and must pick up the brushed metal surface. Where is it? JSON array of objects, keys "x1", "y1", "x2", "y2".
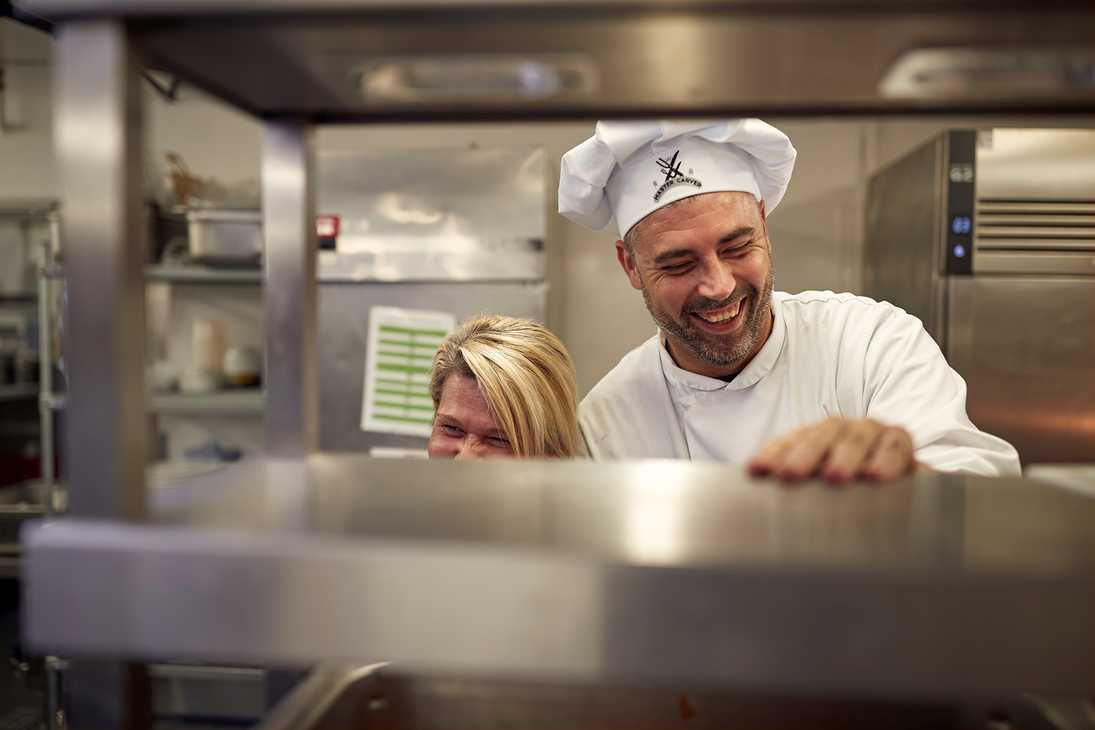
[
  {"x1": 973, "y1": 129, "x2": 1095, "y2": 275},
  {"x1": 262, "y1": 122, "x2": 318, "y2": 457},
  {"x1": 315, "y1": 146, "x2": 544, "y2": 282},
  {"x1": 973, "y1": 251, "x2": 1095, "y2": 275},
  {"x1": 317, "y1": 248, "x2": 544, "y2": 282},
  {"x1": 947, "y1": 276, "x2": 1095, "y2": 465},
  {"x1": 54, "y1": 20, "x2": 148, "y2": 520},
  {"x1": 976, "y1": 129, "x2": 1095, "y2": 201},
  {"x1": 21, "y1": 457, "x2": 1095, "y2": 696},
  {"x1": 863, "y1": 131, "x2": 947, "y2": 343},
  {"x1": 31, "y1": 4, "x2": 1095, "y2": 118}
]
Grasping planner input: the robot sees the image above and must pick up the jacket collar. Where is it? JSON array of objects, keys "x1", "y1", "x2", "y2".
[{"x1": 658, "y1": 292, "x2": 787, "y2": 393}]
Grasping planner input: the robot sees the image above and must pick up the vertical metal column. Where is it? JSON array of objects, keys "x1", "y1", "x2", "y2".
[
  {"x1": 37, "y1": 229, "x2": 55, "y2": 514},
  {"x1": 53, "y1": 20, "x2": 151, "y2": 729},
  {"x1": 262, "y1": 123, "x2": 318, "y2": 456},
  {"x1": 55, "y1": 20, "x2": 147, "y2": 520}
]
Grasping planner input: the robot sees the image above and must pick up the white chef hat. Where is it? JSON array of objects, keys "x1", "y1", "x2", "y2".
[{"x1": 558, "y1": 119, "x2": 797, "y2": 239}]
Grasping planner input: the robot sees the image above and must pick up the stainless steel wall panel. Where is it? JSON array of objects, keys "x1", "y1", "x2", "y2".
[
  {"x1": 317, "y1": 247, "x2": 544, "y2": 283},
  {"x1": 947, "y1": 276, "x2": 1095, "y2": 465},
  {"x1": 863, "y1": 134, "x2": 948, "y2": 343},
  {"x1": 316, "y1": 147, "x2": 544, "y2": 283},
  {"x1": 975, "y1": 129, "x2": 1095, "y2": 202},
  {"x1": 317, "y1": 281, "x2": 546, "y2": 452}
]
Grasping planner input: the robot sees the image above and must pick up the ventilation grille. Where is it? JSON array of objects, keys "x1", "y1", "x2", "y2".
[{"x1": 976, "y1": 199, "x2": 1095, "y2": 253}]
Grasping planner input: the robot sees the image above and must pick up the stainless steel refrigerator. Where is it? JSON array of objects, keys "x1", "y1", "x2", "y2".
[{"x1": 865, "y1": 128, "x2": 1095, "y2": 465}]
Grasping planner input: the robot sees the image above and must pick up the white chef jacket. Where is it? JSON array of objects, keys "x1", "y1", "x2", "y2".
[{"x1": 580, "y1": 290, "x2": 1020, "y2": 475}]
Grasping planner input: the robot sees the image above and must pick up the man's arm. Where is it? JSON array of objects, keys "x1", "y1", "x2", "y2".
[
  {"x1": 748, "y1": 302, "x2": 1019, "y2": 483},
  {"x1": 858, "y1": 305, "x2": 1019, "y2": 476}
]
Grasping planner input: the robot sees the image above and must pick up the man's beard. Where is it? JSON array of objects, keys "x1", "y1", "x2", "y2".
[{"x1": 642, "y1": 269, "x2": 774, "y2": 371}]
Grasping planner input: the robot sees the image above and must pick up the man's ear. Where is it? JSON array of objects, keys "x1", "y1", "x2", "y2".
[{"x1": 616, "y1": 240, "x2": 644, "y2": 291}]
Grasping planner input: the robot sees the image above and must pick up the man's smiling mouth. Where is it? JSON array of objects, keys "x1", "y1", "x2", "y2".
[{"x1": 692, "y1": 298, "x2": 744, "y2": 325}]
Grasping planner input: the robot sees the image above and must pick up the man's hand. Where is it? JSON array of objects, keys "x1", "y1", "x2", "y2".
[{"x1": 747, "y1": 417, "x2": 916, "y2": 484}]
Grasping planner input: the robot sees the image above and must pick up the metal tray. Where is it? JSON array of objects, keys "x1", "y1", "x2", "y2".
[
  {"x1": 186, "y1": 209, "x2": 262, "y2": 266},
  {"x1": 259, "y1": 663, "x2": 1088, "y2": 730}
]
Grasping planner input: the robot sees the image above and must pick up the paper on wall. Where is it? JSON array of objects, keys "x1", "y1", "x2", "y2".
[{"x1": 361, "y1": 306, "x2": 455, "y2": 438}]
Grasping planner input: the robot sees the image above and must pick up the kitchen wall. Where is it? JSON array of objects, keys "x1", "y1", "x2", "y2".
[
  {"x1": 0, "y1": 21, "x2": 53, "y2": 199},
  {"x1": 320, "y1": 120, "x2": 875, "y2": 395}
]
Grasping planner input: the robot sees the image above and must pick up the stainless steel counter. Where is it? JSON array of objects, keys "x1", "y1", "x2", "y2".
[{"x1": 22, "y1": 457, "x2": 1095, "y2": 698}]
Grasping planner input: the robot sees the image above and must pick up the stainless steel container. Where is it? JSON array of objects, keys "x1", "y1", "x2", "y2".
[{"x1": 186, "y1": 209, "x2": 263, "y2": 265}]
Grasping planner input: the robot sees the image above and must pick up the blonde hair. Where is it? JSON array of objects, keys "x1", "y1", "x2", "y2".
[{"x1": 430, "y1": 315, "x2": 581, "y2": 458}]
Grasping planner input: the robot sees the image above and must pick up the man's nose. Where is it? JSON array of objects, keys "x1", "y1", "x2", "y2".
[{"x1": 695, "y1": 257, "x2": 735, "y2": 302}]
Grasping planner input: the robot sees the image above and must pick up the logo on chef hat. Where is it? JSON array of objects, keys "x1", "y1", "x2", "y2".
[{"x1": 653, "y1": 150, "x2": 702, "y2": 202}]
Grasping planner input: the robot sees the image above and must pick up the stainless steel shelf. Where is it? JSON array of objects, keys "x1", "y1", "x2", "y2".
[
  {"x1": 145, "y1": 265, "x2": 263, "y2": 285},
  {"x1": 21, "y1": 457, "x2": 1095, "y2": 698},
  {"x1": 0, "y1": 384, "x2": 39, "y2": 403},
  {"x1": 41, "y1": 391, "x2": 265, "y2": 415},
  {"x1": 20, "y1": 1, "x2": 1095, "y2": 119},
  {"x1": 0, "y1": 199, "x2": 57, "y2": 221},
  {"x1": 150, "y1": 390, "x2": 265, "y2": 415},
  {"x1": 0, "y1": 501, "x2": 48, "y2": 579},
  {"x1": 41, "y1": 265, "x2": 263, "y2": 284},
  {"x1": 0, "y1": 293, "x2": 37, "y2": 304}
]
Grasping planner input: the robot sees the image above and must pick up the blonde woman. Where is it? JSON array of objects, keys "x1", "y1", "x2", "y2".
[{"x1": 427, "y1": 315, "x2": 582, "y2": 459}]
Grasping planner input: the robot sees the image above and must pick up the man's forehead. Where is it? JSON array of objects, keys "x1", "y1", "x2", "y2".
[{"x1": 630, "y1": 191, "x2": 761, "y2": 250}]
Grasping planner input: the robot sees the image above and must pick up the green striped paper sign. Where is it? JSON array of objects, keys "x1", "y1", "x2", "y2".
[{"x1": 361, "y1": 306, "x2": 455, "y2": 437}]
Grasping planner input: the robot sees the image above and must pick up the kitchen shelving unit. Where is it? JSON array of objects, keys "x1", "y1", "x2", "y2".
[{"x1": 12, "y1": 1, "x2": 1095, "y2": 729}]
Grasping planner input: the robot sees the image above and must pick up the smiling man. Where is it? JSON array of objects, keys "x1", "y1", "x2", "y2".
[{"x1": 559, "y1": 120, "x2": 1019, "y2": 482}]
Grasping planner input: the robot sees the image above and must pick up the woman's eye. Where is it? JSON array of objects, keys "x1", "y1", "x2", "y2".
[
  {"x1": 487, "y1": 437, "x2": 511, "y2": 449},
  {"x1": 441, "y1": 425, "x2": 464, "y2": 437}
]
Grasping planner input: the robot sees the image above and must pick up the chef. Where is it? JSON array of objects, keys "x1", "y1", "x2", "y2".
[{"x1": 559, "y1": 119, "x2": 1020, "y2": 482}]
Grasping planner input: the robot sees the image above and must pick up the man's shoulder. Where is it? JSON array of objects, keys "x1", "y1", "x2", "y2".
[
  {"x1": 578, "y1": 334, "x2": 661, "y2": 453},
  {"x1": 777, "y1": 290, "x2": 919, "y2": 335},
  {"x1": 582, "y1": 333, "x2": 661, "y2": 408}
]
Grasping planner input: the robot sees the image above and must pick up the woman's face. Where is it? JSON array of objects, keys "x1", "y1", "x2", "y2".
[{"x1": 427, "y1": 374, "x2": 514, "y2": 459}]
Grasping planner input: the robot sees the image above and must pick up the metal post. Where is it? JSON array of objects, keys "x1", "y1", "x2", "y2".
[
  {"x1": 52, "y1": 20, "x2": 151, "y2": 729},
  {"x1": 262, "y1": 123, "x2": 318, "y2": 457},
  {"x1": 37, "y1": 232, "x2": 55, "y2": 514},
  {"x1": 55, "y1": 20, "x2": 147, "y2": 520}
]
